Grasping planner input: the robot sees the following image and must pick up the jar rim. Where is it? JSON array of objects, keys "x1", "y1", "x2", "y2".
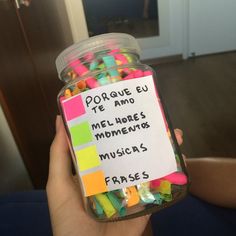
[{"x1": 55, "y1": 33, "x2": 141, "y2": 78}]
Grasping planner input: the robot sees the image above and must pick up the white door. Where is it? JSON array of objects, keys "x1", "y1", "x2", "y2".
[
  {"x1": 64, "y1": 0, "x2": 183, "y2": 60},
  {"x1": 188, "y1": 0, "x2": 236, "y2": 56}
]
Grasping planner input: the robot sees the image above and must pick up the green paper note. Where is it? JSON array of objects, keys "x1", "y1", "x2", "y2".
[{"x1": 70, "y1": 121, "x2": 93, "y2": 146}]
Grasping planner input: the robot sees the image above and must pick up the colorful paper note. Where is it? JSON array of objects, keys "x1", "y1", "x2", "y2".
[
  {"x1": 75, "y1": 145, "x2": 101, "y2": 171},
  {"x1": 69, "y1": 121, "x2": 93, "y2": 146},
  {"x1": 82, "y1": 171, "x2": 108, "y2": 196},
  {"x1": 62, "y1": 95, "x2": 85, "y2": 121}
]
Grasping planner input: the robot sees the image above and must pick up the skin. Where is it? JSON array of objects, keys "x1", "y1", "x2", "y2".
[{"x1": 46, "y1": 116, "x2": 183, "y2": 236}]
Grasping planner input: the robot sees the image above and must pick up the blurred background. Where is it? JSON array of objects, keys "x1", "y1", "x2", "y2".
[{"x1": 0, "y1": 0, "x2": 235, "y2": 193}]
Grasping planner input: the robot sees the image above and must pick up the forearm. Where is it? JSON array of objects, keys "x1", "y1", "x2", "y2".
[{"x1": 186, "y1": 157, "x2": 236, "y2": 208}]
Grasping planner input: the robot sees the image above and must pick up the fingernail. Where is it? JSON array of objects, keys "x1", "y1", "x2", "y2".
[
  {"x1": 175, "y1": 128, "x2": 183, "y2": 137},
  {"x1": 56, "y1": 115, "x2": 61, "y2": 132}
]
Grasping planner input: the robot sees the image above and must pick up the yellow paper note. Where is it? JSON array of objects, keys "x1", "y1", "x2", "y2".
[{"x1": 76, "y1": 145, "x2": 101, "y2": 171}]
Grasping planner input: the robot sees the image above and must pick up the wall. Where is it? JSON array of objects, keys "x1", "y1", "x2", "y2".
[
  {"x1": 188, "y1": 0, "x2": 236, "y2": 56},
  {"x1": 0, "y1": 105, "x2": 32, "y2": 193}
]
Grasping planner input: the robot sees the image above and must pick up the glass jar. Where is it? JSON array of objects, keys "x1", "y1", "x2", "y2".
[{"x1": 55, "y1": 33, "x2": 188, "y2": 222}]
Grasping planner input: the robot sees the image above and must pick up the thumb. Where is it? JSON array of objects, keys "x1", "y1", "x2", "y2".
[
  {"x1": 174, "y1": 128, "x2": 183, "y2": 145},
  {"x1": 48, "y1": 116, "x2": 72, "y2": 181}
]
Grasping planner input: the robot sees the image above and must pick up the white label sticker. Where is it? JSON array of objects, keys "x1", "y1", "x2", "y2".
[{"x1": 61, "y1": 76, "x2": 177, "y2": 196}]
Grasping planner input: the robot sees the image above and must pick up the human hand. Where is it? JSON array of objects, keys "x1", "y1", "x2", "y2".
[{"x1": 46, "y1": 116, "x2": 183, "y2": 236}]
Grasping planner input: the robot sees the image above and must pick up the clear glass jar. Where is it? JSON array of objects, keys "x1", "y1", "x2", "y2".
[{"x1": 55, "y1": 33, "x2": 188, "y2": 222}]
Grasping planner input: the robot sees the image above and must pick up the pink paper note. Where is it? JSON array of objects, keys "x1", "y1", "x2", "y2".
[{"x1": 62, "y1": 95, "x2": 85, "y2": 121}]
